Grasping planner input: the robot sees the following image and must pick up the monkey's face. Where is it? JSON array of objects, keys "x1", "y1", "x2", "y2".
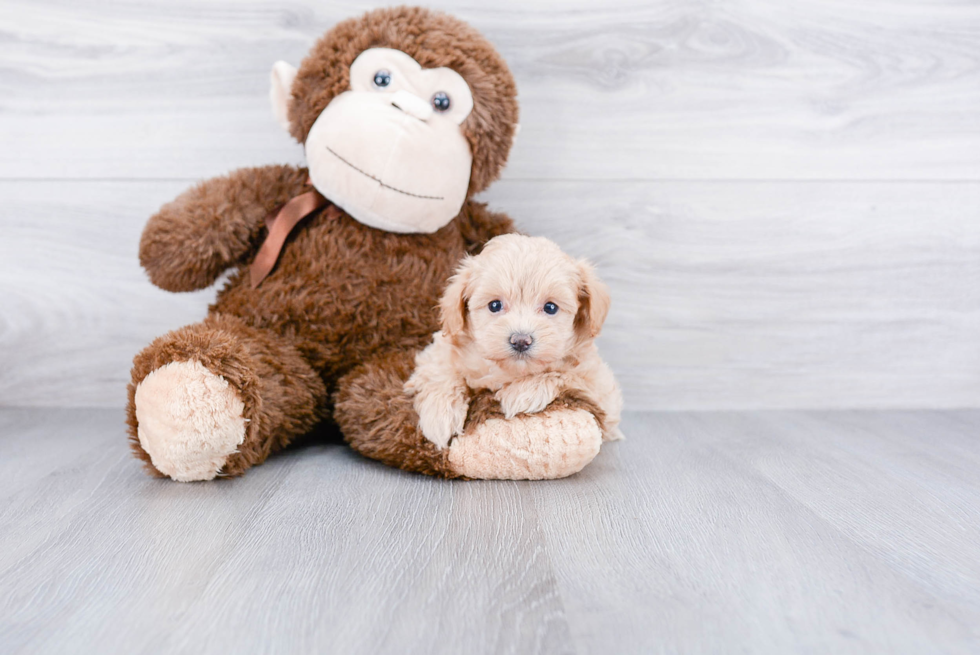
[{"x1": 272, "y1": 48, "x2": 476, "y2": 234}]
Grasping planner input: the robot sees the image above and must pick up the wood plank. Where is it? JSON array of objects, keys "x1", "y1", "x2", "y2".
[
  {"x1": 2, "y1": 179, "x2": 978, "y2": 410},
  {"x1": 498, "y1": 179, "x2": 980, "y2": 410},
  {"x1": 2, "y1": 0, "x2": 979, "y2": 180}
]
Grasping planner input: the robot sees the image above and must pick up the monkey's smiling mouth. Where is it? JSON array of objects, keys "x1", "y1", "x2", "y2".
[{"x1": 325, "y1": 146, "x2": 444, "y2": 201}]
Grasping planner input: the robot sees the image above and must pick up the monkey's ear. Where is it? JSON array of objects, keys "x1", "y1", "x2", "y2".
[
  {"x1": 439, "y1": 258, "x2": 475, "y2": 340},
  {"x1": 574, "y1": 260, "x2": 611, "y2": 340},
  {"x1": 270, "y1": 61, "x2": 298, "y2": 132}
]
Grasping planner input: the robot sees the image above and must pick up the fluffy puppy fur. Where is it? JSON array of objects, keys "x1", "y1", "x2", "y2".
[{"x1": 406, "y1": 234, "x2": 624, "y2": 448}]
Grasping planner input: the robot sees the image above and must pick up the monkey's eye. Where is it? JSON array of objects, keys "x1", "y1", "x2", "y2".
[
  {"x1": 431, "y1": 92, "x2": 451, "y2": 112},
  {"x1": 373, "y1": 70, "x2": 391, "y2": 88},
  {"x1": 543, "y1": 302, "x2": 559, "y2": 315},
  {"x1": 488, "y1": 300, "x2": 503, "y2": 313}
]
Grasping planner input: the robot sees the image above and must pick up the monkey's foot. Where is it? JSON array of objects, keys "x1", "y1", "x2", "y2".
[
  {"x1": 448, "y1": 407, "x2": 602, "y2": 480},
  {"x1": 133, "y1": 360, "x2": 246, "y2": 482}
]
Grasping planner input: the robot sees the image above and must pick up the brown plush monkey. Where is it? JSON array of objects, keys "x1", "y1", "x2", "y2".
[{"x1": 127, "y1": 6, "x2": 605, "y2": 481}]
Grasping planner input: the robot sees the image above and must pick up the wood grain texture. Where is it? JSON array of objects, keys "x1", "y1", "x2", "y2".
[
  {"x1": 0, "y1": 408, "x2": 572, "y2": 655},
  {"x1": 1, "y1": 408, "x2": 979, "y2": 654},
  {"x1": 0, "y1": 180, "x2": 214, "y2": 407},
  {"x1": 1, "y1": 0, "x2": 979, "y2": 409},
  {"x1": 2, "y1": 179, "x2": 978, "y2": 410},
  {"x1": 531, "y1": 410, "x2": 980, "y2": 653},
  {"x1": 1, "y1": 0, "x2": 978, "y2": 180}
]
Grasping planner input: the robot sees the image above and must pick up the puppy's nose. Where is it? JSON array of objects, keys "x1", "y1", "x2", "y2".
[{"x1": 509, "y1": 333, "x2": 533, "y2": 353}]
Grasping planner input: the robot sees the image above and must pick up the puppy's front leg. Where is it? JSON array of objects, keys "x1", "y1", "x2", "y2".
[
  {"x1": 496, "y1": 373, "x2": 563, "y2": 419},
  {"x1": 406, "y1": 334, "x2": 470, "y2": 449},
  {"x1": 412, "y1": 388, "x2": 468, "y2": 449}
]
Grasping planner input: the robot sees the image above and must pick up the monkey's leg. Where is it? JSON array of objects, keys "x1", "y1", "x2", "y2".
[
  {"x1": 126, "y1": 314, "x2": 326, "y2": 481},
  {"x1": 446, "y1": 391, "x2": 603, "y2": 480},
  {"x1": 333, "y1": 350, "x2": 604, "y2": 480},
  {"x1": 333, "y1": 351, "x2": 458, "y2": 478}
]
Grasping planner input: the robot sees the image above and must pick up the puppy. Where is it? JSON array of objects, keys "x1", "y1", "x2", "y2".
[{"x1": 406, "y1": 234, "x2": 624, "y2": 449}]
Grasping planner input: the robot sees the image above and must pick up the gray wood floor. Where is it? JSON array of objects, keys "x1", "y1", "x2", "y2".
[{"x1": 2, "y1": 408, "x2": 979, "y2": 654}]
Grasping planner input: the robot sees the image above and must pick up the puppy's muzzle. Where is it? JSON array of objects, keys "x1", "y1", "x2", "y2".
[{"x1": 509, "y1": 333, "x2": 533, "y2": 353}]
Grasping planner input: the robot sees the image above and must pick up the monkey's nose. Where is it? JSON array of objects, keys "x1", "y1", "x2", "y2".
[
  {"x1": 509, "y1": 333, "x2": 533, "y2": 353},
  {"x1": 391, "y1": 90, "x2": 433, "y2": 121}
]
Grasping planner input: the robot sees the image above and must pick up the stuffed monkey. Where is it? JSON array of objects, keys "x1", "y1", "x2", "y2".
[{"x1": 128, "y1": 6, "x2": 605, "y2": 481}]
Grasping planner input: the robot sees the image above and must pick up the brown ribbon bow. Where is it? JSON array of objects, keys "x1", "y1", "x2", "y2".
[{"x1": 250, "y1": 187, "x2": 330, "y2": 288}]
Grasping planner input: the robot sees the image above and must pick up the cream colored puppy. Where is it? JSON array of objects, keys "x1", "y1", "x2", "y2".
[{"x1": 406, "y1": 234, "x2": 624, "y2": 449}]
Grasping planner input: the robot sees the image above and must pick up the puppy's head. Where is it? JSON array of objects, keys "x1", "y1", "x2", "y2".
[{"x1": 440, "y1": 234, "x2": 610, "y2": 370}]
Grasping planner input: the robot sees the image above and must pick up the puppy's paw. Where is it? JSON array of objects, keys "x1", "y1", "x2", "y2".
[
  {"x1": 497, "y1": 393, "x2": 548, "y2": 419},
  {"x1": 415, "y1": 395, "x2": 469, "y2": 450},
  {"x1": 496, "y1": 377, "x2": 561, "y2": 419}
]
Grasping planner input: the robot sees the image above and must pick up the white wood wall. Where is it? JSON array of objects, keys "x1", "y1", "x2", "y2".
[{"x1": 2, "y1": 0, "x2": 979, "y2": 410}]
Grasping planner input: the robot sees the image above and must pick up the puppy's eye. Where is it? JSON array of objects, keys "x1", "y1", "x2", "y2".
[
  {"x1": 543, "y1": 302, "x2": 559, "y2": 315},
  {"x1": 373, "y1": 70, "x2": 391, "y2": 88},
  {"x1": 488, "y1": 300, "x2": 503, "y2": 313}
]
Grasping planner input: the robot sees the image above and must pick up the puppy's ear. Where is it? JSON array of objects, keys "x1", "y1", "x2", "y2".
[
  {"x1": 574, "y1": 260, "x2": 611, "y2": 339},
  {"x1": 440, "y1": 257, "x2": 475, "y2": 340}
]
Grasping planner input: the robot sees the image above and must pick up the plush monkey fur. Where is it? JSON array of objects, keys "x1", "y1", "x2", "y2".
[{"x1": 127, "y1": 7, "x2": 605, "y2": 480}]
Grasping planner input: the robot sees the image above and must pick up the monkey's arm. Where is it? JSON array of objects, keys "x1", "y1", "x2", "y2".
[
  {"x1": 456, "y1": 200, "x2": 516, "y2": 255},
  {"x1": 139, "y1": 165, "x2": 309, "y2": 292}
]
